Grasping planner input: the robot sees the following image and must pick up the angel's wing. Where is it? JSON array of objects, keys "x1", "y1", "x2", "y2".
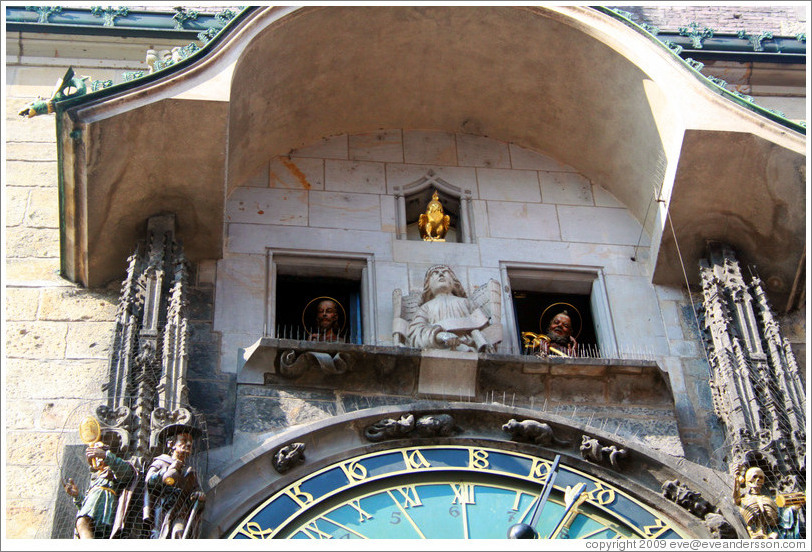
[{"x1": 392, "y1": 289, "x2": 424, "y2": 345}]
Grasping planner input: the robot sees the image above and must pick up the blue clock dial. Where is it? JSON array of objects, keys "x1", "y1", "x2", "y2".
[{"x1": 230, "y1": 446, "x2": 686, "y2": 540}]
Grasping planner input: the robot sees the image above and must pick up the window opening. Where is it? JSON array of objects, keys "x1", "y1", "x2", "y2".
[
  {"x1": 501, "y1": 264, "x2": 618, "y2": 358},
  {"x1": 512, "y1": 290, "x2": 597, "y2": 357},
  {"x1": 275, "y1": 275, "x2": 362, "y2": 344}
]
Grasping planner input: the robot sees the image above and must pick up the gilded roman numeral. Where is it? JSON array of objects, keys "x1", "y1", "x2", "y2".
[
  {"x1": 347, "y1": 499, "x2": 373, "y2": 522},
  {"x1": 511, "y1": 490, "x2": 523, "y2": 511},
  {"x1": 402, "y1": 449, "x2": 431, "y2": 470},
  {"x1": 450, "y1": 483, "x2": 476, "y2": 505},
  {"x1": 392, "y1": 485, "x2": 423, "y2": 508},
  {"x1": 299, "y1": 520, "x2": 333, "y2": 539}
]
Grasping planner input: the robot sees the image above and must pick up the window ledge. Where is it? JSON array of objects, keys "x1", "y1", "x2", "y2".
[{"x1": 239, "y1": 338, "x2": 673, "y2": 410}]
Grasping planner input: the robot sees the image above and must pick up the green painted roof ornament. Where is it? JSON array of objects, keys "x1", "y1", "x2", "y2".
[
  {"x1": 737, "y1": 30, "x2": 776, "y2": 52},
  {"x1": 679, "y1": 22, "x2": 714, "y2": 48},
  {"x1": 90, "y1": 6, "x2": 129, "y2": 27},
  {"x1": 172, "y1": 7, "x2": 199, "y2": 30},
  {"x1": 18, "y1": 67, "x2": 89, "y2": 118},
  {"x1": 25, "y1": 6, "x2": 62, "y2": 23}
]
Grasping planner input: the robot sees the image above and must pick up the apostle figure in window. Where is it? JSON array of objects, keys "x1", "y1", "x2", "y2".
[
  {"x1": 523, "y1": 303, "x2": 580, "y2": 357},
  {"x1": 404, "y1": 265, "x2": 497, "y2": 352},
  {"x1": 303, "y1": 297, "x2": 347, "y2": 342},
  {"x1": 144, "y1": 425, "x2": 205, "y2": 539}
]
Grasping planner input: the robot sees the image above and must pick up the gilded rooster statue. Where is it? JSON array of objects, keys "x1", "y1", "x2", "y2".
[{"x1": 418, "y1": 191, "x2": 450, "y2": 242}]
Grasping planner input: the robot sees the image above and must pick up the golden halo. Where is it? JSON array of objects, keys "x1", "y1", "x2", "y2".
[
  {"x1": 301, "y1": 296, "x2": 347, "y2": 334},
  {"x1": 539, "y1": 302, "x2": 582, "y2": 339}
]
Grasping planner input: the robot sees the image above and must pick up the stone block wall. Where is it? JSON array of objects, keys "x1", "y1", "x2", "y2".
[
  {"x1": 213, "y1": 129, "x2": 721, "y2": 467},
  {"x1": 186, "y1": 261, "x2": 236, "y2": 449},
  {"x1": 217, "y1": 130, "x2": 661, "y2": 364},
  {"x1": 5, "y1": 90, "x2": 116, "y2": 538}
]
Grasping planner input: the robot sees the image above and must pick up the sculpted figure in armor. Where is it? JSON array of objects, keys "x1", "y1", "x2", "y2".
[{"x1": 407, "y1": 265, "x2": 492, "y2": 352}]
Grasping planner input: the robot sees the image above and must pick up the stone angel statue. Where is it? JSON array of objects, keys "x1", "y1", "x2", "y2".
[{"x1": 392, "y1": 265, "x2": 502, "y2": 352}]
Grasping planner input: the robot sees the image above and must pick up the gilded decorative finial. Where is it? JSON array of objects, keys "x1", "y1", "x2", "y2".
[{"x1": 418, "y1": 191, "x2": 450, "y2": 242}]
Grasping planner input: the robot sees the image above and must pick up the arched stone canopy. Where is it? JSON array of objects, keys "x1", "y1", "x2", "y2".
[
  {"x1": 58, "y1": 5, "x2": 805, "y2": 298},
  {"x1": 226, "y1": 5, "x2": 666, "y2": 221}
]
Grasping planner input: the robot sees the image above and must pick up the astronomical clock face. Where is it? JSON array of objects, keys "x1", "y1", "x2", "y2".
[{"x1": 229, "y1": 446, "x2": 687, "y2": 540}]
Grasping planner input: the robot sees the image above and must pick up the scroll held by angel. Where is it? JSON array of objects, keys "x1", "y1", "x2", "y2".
[{"x1": 392, "y1": 265, "x2": 502, "y2": 353}]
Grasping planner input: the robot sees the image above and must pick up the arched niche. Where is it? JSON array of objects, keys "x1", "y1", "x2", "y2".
[{"x1": 394, "y1": 170, "x2": 473, "y2": 244}]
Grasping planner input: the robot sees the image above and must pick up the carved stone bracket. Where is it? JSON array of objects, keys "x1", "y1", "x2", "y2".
[
  {"x1": 272, "y1": 442, "x2": 306, "y2": 474},
  {"x1": 94, "y1": 404, "x2": 133, "y2": 452},
  {"x1": 364, "y1": 413, "x2": 458, "y2": 442},
  {"x1": 149, "y1": 406, "x2": 193, "y2": 449},
  {"x1": 579, "y1": 435, "x2": 628, "y2": 471},
  {"x1": 501, "y1": 418, "x2": 570, "y2": 447},
  {"x1": 278, "y1": 349, "x2": 354, "y2": 378}
]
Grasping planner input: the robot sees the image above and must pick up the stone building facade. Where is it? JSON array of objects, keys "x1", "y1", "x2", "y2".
[{"x1": 3, "y1": 5, "x2": 807, "y2": 540}]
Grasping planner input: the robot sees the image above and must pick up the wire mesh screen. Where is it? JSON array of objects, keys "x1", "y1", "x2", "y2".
[{"x1": 51, "y1": 399, "x2": 209, "y2": 539}]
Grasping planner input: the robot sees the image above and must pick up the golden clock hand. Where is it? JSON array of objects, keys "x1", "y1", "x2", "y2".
[
  {"x1": 548, "y1": 483, "x2": 587, "y2": 538},
  {"x1": 386, "y1": 490, "x2": 426, "y2": 539}
]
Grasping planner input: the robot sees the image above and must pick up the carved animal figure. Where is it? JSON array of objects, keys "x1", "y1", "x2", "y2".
[
  {"x1": 415, "y1": 414, "x2": 457, "y2": 437},
  {"x1": 662, "y1": 479, "x2": 716, "y2": 519},
  {"x1": 579, "y1": 435, "x2": 604, "y2": 463},
  {"x1": 579, "y1": 435, "x2": 628, "y2": 471},
  {"x1": 502, "y1": 419, "x2": 569, "y2": 446},
  {"x1": 364, "y1": 414, "x2": 415, "y2": 442},
  {"x1": 603, "y1": 445, "x2": 628, "y2": 470},
  {"x1": 273, "y1": 442, "x2": 306, "y2": 474},
  {"x1": 18, "y1": 68, "x2": 90, "y2": 118}
]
